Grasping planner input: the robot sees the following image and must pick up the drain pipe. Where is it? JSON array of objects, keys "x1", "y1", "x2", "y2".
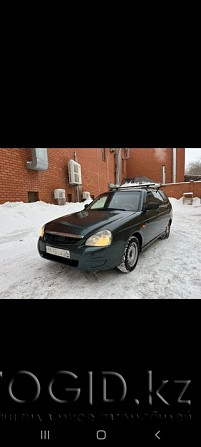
[
  {"x1": 27, "y1": 148, "x2": 48, "y2": 171},
  {"x1": 115, "y1": 148, "x2": 122, "y2": 186},
  {"x1": 172, "y1": 148, "x2": 177, "y2": 183},
  {"x1": 162, "y1": 165, "x2": 166, "y2": 184}
]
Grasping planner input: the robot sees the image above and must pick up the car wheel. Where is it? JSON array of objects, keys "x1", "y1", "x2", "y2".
[
  {"x1": 161, "y1": 222, "x2": 171, "y2": 239},
  {"x1": 117, "y1": 236, "x2": 139, "y2": 273}
]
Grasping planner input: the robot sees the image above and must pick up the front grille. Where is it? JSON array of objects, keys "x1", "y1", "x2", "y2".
[{"x1": 44, "y1": 233, "x2": 79, "y2": 246}]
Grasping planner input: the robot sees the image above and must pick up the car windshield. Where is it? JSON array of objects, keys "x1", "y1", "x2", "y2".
[{"x1": 88, "y1": 191, "x2": 141, "y2": 211}]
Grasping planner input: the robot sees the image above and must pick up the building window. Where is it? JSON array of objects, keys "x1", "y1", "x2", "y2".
[
  {"x1": 28, "y1": 191, "x2": 39, "y2": 202},
  {"x1": 102, "y1": 148, "x2": 106, "y2": 161}
]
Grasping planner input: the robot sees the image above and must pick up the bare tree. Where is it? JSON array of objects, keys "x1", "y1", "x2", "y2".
[{"x1": 185, "y1": 160, "x2": 201, "y2": 175}]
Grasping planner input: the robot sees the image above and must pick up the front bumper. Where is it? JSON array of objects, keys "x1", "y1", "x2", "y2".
[{"x1": 38, "y1": 238, "x2": 125, "y2": 271}]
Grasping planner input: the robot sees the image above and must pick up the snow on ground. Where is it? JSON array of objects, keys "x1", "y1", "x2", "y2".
[{"x1": 0, "y1": 197, "x2": 201, "y2": 299}]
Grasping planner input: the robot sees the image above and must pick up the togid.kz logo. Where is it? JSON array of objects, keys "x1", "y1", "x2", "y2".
[
  {"x1": 0, "y1": 370, "x2": 191, "y2": 406},
  {"x1": 0, "y1": 371, "x2": 192, "y2": 441}
]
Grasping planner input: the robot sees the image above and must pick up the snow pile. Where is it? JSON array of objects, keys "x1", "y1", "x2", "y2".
[
  {"x1": 0, "y1": 199, "x2": 92, "y2": 240},
  {"x1": 0, "y1": 197, "x2": 201, "y2": 299}
]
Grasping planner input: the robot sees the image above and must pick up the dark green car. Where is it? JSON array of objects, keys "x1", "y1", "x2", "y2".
[{"x1": 38, "y1": 185, "x2": 172, "y2": 273}]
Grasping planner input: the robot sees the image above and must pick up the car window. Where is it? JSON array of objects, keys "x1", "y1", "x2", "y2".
[
  {"x1": 145, "y1": 191, "x2": 155, "y2": 205},
  {"x1": 151, "y1": 191, "x2": 164, "y2": 205},
  {"x1": 159, "y1": 190, "x2": 169, "y2": 203},
  {"x1": 89, "y1": 191, "x2": 141, "y2": 211},
  {"x1": 109, "y1": 192, "x2": 141, "y2": 210},
  {"x1": 90, "y1": 196, "x2": 108, "y2": 209}
]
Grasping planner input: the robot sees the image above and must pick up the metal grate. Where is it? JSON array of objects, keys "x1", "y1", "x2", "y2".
[{"x1": 44, "y1": 233, "x2": 79, "y2": 246}]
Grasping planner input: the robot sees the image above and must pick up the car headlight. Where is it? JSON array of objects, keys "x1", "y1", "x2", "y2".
[
  {"x1": 40, "y1": 226, "x2": 45, "y2": 238},
  {"x1": 85, "y1": 230, "x2": 112, "y2": 247}
]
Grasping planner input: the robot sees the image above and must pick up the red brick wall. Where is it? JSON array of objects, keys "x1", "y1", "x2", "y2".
[
  {"x1": 74, "y1": 148, "x2": 116, "y2": 198},
  {"x1": 0, "y1": 148, "x2": 116, "y2": 204},
  {"x1": 0, "y1": 148, "x2": 186, "y2": 204},
  {"x1": 176, "y1": 148, "x2": 185, "y2": 182},
  {"x1": 126, "y1": 148, "x2": 185, "y2": 183},
  {"x1": 0, "y1": 148, "x2": 32, "y2": 203},
  {"x1": 193, "y1": 180, "x2": 201, "y2": 197},
  {"x1": 161, "y1": 181, "x2": 201, "y2": 199}
]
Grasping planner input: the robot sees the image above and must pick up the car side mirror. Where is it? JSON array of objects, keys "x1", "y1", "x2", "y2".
[
  {"x1": 84, "y1": 204, "x2": 89, "y2": 209},
  {"x1": 144, "y1": 202, "x2": 159, "y2": 211}
]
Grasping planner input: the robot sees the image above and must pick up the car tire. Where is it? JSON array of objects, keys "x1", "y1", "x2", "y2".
[
  {"x1": 160, "y1": 222, "x2": 171, "y2": 239},
  {"x1": 117, "y1": 236, "x2": 140, "y2": 273}
]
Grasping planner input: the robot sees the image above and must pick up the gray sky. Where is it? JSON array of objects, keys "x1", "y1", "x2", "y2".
[{"x1": 185, "y1": 148, "x2": 201, "y2": 167}]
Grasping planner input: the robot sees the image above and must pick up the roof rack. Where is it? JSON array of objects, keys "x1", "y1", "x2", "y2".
[
  {"x1": 109, "y1": 183, "x2": 161, "y2": 191},
  {"x1": 118, "y1": 183, "x2": 161, "y2": 191}
]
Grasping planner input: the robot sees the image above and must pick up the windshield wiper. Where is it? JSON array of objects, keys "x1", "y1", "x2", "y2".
[
  {"x1": 89, "y1": 207, "x2": 132, "y2": 211},
  {"x1": 105, "y1": 208, "x2": 128, "y2": 211}
]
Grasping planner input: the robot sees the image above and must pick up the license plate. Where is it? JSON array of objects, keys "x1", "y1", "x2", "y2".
[{"x1": 46, "y1": 246, "x2": 70, "y2": 259}]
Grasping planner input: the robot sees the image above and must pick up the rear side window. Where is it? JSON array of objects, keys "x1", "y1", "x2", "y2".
[
  {"x1": 159, "y1": 191, "x2": 169, "y2": 203},
  {"x1": 152, "y1": 191, "x2": 165, "y2": 205}
]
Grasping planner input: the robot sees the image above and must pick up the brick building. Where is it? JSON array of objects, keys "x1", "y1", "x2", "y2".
[
  {"x1": 0, "y1": 148, "x2": 185, "y2": 204},
  {"x1": 0, "y1": 148, "x2": 118, "y2": 204},
  {"x1": 126, "y1": 148, "x2": 185, "y2": 184}
]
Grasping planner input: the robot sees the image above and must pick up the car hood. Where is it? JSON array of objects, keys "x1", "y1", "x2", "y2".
[{"x1": 45, "y1": 209, "x2": 137, "y2": 237}]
